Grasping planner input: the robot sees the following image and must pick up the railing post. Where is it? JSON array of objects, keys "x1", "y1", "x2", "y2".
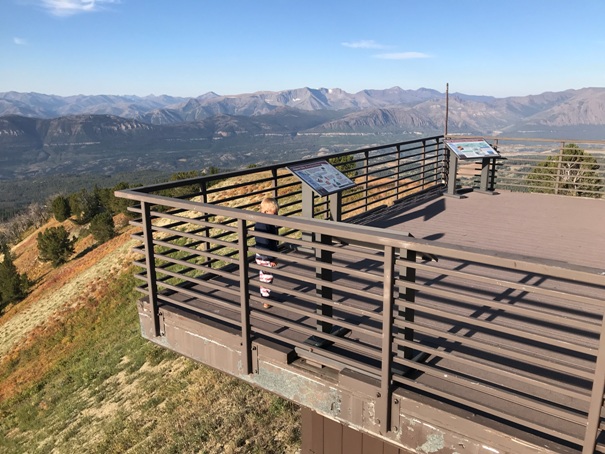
[
  {"x1": 271, "y1": 168, "x2": 279, "y2": 200},
  {"x1": 555, "y1": 142, "x2": 564, "y2": 195},
  {"x1": 396, "y1": 144, "x2": 402, "y2": 198},
  {"x1": 364, "y1": 150, "x2": 370, "y2": 212},
  {"x1": 434, "y1": 139, "x2": 441, "y2": 186},
  {"x1": 237, "y1": 218, "x2": 253, "y2": 374},
  {"x1": 421, "y1": 140, "x2": 427, "y2": 191},
  {"x1": 378, "y1": 245, "x2": 396, "y2": 434},
  {"x1": 328, "y1": 191, "x2": 342, "y2": 222},
  {"x1": 399, "y1": 248, "x2": 416, "y2": 360},
  {"x1": 141, "y1": 201, "x2": 161, "y2": 337},
  {"x1": 200, "y1": 180, "x2": 212, "y2": 268},
  {"x1": 315, "y1": 233, "x2": 333, "y2": 335},
  {"x1": 582, "y1": 316, "x2": 605, "y2": 453}
]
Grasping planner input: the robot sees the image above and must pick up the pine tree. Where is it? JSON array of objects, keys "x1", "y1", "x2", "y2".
[
  {"x1": 0, "y1": 244, "x2": 29, "y2": 311},
  {"x1": 37, "y1": 226, "x2": 75, "y2": 267}
]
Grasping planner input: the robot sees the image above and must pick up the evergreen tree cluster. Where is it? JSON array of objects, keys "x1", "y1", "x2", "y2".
[
  {"x1": 0, "y1": 170, "x2": 216, "y2": 312},
  {"x1": 0, "y1": 244, "x2": 29, "y2": 313},
  {"x1": 39, "y1": 182, "x2": 136, "y2": 269}
]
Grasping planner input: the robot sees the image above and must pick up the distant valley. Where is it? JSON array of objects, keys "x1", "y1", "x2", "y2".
[{"x1": 0, "y1": 86, "x2": 604, "y2": 214}]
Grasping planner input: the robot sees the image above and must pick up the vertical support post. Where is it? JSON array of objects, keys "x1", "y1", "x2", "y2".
[
  {"x1": 582, "y1": 317, "x2": 605, "y2": 454},
  {"x1": 364, "y1": 150, "x2": 370, "y2": 212},
  {"x1": 328, "y1": 191, "x2": 342, "y2": 222},
  {"x1": 378, "y1": 245, "x2": 396, "y2": 434},
  {"x1": 200, "y1": 180, "x2": 212, "y2": 268},
  {"x1": 237, "y1": 218, "x2": 253, "y2": 374},
  {"x1": 399, "y1": 247, "x2": 416, "y2": 360},
  {"x1": 395, "y1": 144, "x2": 402, "y2": 198},
  {"x1": 421, "y1": 140, "x2": 427, "y2": 191},
  {"x1": 141, "y1": 201, "x2": 161, "y2": 337},
  {"x1": 435, "y1": 139, "x2": 441, "y2": 186},
  {"x1": 301, "y1": 184, "x2": 315, "y2": 244},
  {"x1": 446, "y1": 151, "x2": 460, "y2": 197},
  {"x1": 315, "y1": 233, "x2": 333, "y2": 335},
  {"x1": 476, "y1": 157, "x2": 495, "y2": 194},
  {"x1": 555, "y1": 142, "x2": 564, "y2": 195},
  {"x1": 440, "y1": 138, "x2": 447, "y2": 185},
  {"x1": 271, "y1": 168, "x2": 279, "y2": 200}
]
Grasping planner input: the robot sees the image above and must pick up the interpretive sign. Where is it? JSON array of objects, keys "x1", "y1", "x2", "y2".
[
  {"x1": 288, "y1": 160, "x2": 355, "y2": 196},
  {"x1": 445, "y1": 139, "x2": 500, "y2": 160}
]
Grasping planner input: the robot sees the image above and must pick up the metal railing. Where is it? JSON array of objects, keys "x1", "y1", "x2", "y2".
[
  {"x1": 116, "y1": 135, "x2": 605, "y2": 453},
  {"x1": 486, "y1": 138, "x2": 605, "y2": 198}
]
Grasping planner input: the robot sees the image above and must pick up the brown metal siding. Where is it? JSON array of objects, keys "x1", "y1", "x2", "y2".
[{"x1": 301, "y1": 408, "x2": 409, "y2": 454}]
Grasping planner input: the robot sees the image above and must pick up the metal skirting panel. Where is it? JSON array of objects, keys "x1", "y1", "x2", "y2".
[
  {"x1": 302, "y1": 408, "x2": 406, "y2": 454},
  {"x1": 137, "y1": 299, "x2": 577, "y2": 454}
]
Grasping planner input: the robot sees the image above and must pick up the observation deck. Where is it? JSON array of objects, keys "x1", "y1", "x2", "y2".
[{"x1": 116, "y1": 136, "x2": 605, "y2": 454}]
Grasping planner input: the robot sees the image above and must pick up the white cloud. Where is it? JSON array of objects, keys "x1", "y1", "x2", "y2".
[
  {"x1": 374, "y1": 52, "x2": 431, "y2": 60},
  {"x1": 13, "y1": 37, "x2": 28, "y2": 45},
  {"x1": 39, "y1": 0, "x2": 119, "y2": 17},
  {"x1": 341, "y1": 40, "x2": 387, "y2": 49}
]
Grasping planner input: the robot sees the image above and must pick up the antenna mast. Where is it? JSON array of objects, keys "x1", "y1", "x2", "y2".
[{"x1": 444, "y1": 83, "x2": 449, "y2": 138}]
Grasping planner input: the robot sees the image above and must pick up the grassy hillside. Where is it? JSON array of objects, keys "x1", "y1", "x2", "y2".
[{"x1": 0, "y1": 215, "x2": 301, "y2": 453}]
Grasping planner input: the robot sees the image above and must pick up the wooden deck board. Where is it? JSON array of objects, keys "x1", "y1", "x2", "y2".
[{"x1": 367, "y1": 190, "x2": 605, "y2": 271}]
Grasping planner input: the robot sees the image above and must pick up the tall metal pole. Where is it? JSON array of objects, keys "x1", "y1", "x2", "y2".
[{"x1": 444, "y1": 83, "x2": 449, "y2": 138}]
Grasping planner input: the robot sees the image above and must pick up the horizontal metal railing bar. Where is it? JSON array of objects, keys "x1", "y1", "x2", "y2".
[
  {"x1": 393, "y1": 316, "x2": 595, "y2": 381},
  {"x1": 144, "y1": 210, "x2": 231, "y2": 231},
  {"x1": 248, "y1": 305, "x2": 382, "y2": 357},
  {"x1": 393, "y1": 336, "x2": 591, "y2": 405},
  {"x1": 251, "y1": 271, "x2": 384, "y2": 318},
  {"x1": 208, "y1": 187, "x2": 290, "y2": 208},
  {"x1": 390, "y1": 356, "x2": 589, "y2": 428},
  {"x1": 119, "y1": 135, "x2": 442, "y2": 195},
  {"x1": 151, "y1": 226, "x2": 239, "y2": 251},
  {"x1": 498, "y1": 178, "x2": 604, "y2": 192},
  {"x1": 409, "y1": 276, "x2": 602, "y2": 334},
  {"x1": 246, "y1": 300, "x2": 382, "y2": 356},
  {"x1": 153, "y1": 244, "x2": 238, "y2": 270},
  {"x1": 204, "y1": 174, "x2": 280, "y2": 194},
  {"x1": 401, "y1": 293, "x2": 597, "y2": 356},
  {"x1": 155, "y1": 270, "x2": 242, "y2": 300},
  {"x1": 412, "y1": 260, "x2": 605, "y2": 313},
  {"x1": 151, "y1": 235, "x2": 228, "y2": 260},
  {"x1": 153, "y1": 253, "x2": 238, "y2": 282},
  {"x1": 392, "y1": 346, "x2": 587, "y2": 417},
  {"x1": 404, "y1": 166, "x2": 439, "y2": 182},
  {"x1": 498, "y1": 176, "x2": 604, "y2": 190},
  {"x1": 158, "y1": 293, "x2": 241, "y2": 327},
  {"x1": 255, "y1": 285, "x2": 381, "y2": 332},
  {"x1": 252, "y1": 324, "x2": 380, "y2": 377},
  {"x1": 250, "y1": 279, "x2": 383, "y2": 330},
  {"x1": 397, "y1": 375, "x2": 584, "y2": 447},
  {"x1": 361, "y1": 184, "x2": 400, "y2": 204},
  {"x1": 153, "y1": 238, "x2": 239, "y2": 265},
  {"x1": 248, "y1": 259, "x2": 385, "y2": 296},
  {"x1": 249, "y1": 244, "x2": 386, "y2": 280}
]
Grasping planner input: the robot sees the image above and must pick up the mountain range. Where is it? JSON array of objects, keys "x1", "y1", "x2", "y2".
[{"x1": 1, "y1": 86, "x2": 604, "y2": 180}]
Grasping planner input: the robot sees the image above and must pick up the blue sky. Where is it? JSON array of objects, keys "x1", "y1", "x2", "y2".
[{"x1": 2, "y1": 0, "x2": 604, "y2": 98}]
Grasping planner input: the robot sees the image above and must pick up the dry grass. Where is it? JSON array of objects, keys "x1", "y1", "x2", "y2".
[
  {"x1": 0, "y1": 206, "x2": 301, "y2": 454},
  {"x1": 0, "y1": 219, "x2": 136, "y2": 361}
]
